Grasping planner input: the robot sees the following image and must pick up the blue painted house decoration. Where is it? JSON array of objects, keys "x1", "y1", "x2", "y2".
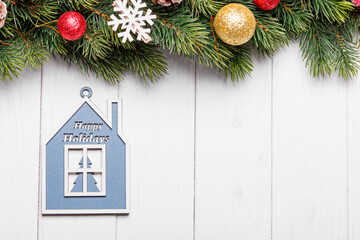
[{"x1": 42, "y1": 87, "x2": 129, "y2": 214}]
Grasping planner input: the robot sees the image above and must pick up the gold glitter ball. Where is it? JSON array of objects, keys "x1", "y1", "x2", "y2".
[{"x1": 214, "y1": 3, "x2": 256, "y2": 46}]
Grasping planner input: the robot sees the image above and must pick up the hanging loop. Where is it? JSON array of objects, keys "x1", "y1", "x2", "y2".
[{"x1": 80, "y1": 87, "x2": 93, "y2": 98}]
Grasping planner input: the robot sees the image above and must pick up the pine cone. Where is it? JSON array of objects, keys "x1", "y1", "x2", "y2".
[
  {"x1": 0, "y1": 0, "x2": 7, "y2": 29},
  {"x1": 151, "y1": 0, "x2": 182, "y2": 7}
]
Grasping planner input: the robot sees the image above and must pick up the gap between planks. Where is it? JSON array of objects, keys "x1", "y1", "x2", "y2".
[{"x1": 193, "y1": 61, "x2": 197, "y2": 240}]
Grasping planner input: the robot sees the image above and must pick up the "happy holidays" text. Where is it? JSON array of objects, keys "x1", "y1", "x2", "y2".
[{"x1": 62, "y1": 121, "x2": 109, "y2": 144}]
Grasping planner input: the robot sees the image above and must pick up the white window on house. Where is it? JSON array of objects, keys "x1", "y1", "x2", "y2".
[{"x1": 64, "y1": 145, "x2": 106, "y2": 197}]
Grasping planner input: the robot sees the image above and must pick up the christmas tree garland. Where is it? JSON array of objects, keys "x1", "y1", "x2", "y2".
[{"x1": 0, "y1": 0, "x2": 359, "y2": 83}]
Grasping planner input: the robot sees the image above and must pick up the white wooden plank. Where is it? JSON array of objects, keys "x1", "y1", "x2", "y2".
[
  {"x1": 194, "y1": 56, "x2": 272, "y2": 239},
  {"x1": 348, "y1": 68, "x2": 360, "y2": 240},
  {"x1": 272, "y1": 44, "x2": 348, "y2": 240},
  {"x1": 39, "y1": 57, "x2": 117, "y2": 240},
  {"x1": 0, "y1": 69, "x2": 41, "y2": 239},
  {"x1": 116, "y1": 53, "x2": 195, "y2": 240}
]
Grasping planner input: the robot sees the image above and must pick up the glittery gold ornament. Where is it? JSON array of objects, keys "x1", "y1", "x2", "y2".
[{"x1": 214, "y1": 3, "x2": 256, "y2": 46}]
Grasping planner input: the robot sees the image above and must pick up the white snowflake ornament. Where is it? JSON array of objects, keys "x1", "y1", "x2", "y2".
[{"x1": 108, "y1": 0, "x2": 156, "y2": 44}]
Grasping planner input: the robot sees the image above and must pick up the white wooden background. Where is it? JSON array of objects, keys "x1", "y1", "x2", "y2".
[{"x1": 0, "y1": 43, "x2": 358, "y2": 240}]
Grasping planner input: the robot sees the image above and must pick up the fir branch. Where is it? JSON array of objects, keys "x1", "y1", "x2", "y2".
[
  {"x1": 79, "y1": 30, "x2": 112, "y2": 60},
  {"x1": 6, "y1": 0, "x2": 58, "y2": 25},
  {"x1": 333, "y1": 18, "x2": 360, "y2": 79},
  {"x1": 59, "y1": 0, "x2": 98, "y2": 11},
  {"x1": 333, "y1": 31, "x2": 359, "y2": 79},
  {"x1": 0, "y1": 11, "x2": 17, "y2": 38},
  {"x1": 189, "y1": 0, "x2": 224, "y2": 18},
  {"x1": 310, "y1": 0, "x2": 353, "y2": 23},
  {"x1": 299, "y1": 20, "x2": 335, "y2": 78},
  {"x1": 151, "y1": 7, "x2": 233, "y2": 69},
  {"x1": 251, "y1": 15, "x2": 287, "y2": 56},
  {"x1": 66, "y1": 52, "x2": 128, "y2": 84},
  {"x1": 222, "y1": 45, "x2": 254, "y2": 81},
  {"x1": 123, "y1": 43, "x2": 167, "y2": 82},
  {"x1": 274, "y1": 0, "x2": 313, "y2": 37},
  {"x1": 14, "y1": 36, "x2": 49, "y2": 68},
  {"x1": 0, "y1": 45, "x2": 24, "y2": 81}
]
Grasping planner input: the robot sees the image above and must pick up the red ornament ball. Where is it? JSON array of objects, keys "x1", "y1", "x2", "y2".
[
  {"x1": 58, "y1": 11, "x2": 86, "y2": 41},
  {"x1": 352, "y1": 0, "x2": 360, "y2": 9},
  {"x1": 253, "y1": 0, "x2": 280, "y2": 11}
]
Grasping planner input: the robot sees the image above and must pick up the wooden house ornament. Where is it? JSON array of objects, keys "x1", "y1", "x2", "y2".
[{"x1": 42, "y1": 87, "x2": 129, "y2": 214}]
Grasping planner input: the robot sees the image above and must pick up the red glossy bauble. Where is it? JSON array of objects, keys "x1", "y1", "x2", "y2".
[
  {"x1": 352, "y1": 0, "x2": 360, "y2": 9},
  {"x1": 58, "y1": 11, "x2": 86, "y2": 41},
  {"x1": 253, "y1": 0, "x2": 280, "y2": 11}
]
